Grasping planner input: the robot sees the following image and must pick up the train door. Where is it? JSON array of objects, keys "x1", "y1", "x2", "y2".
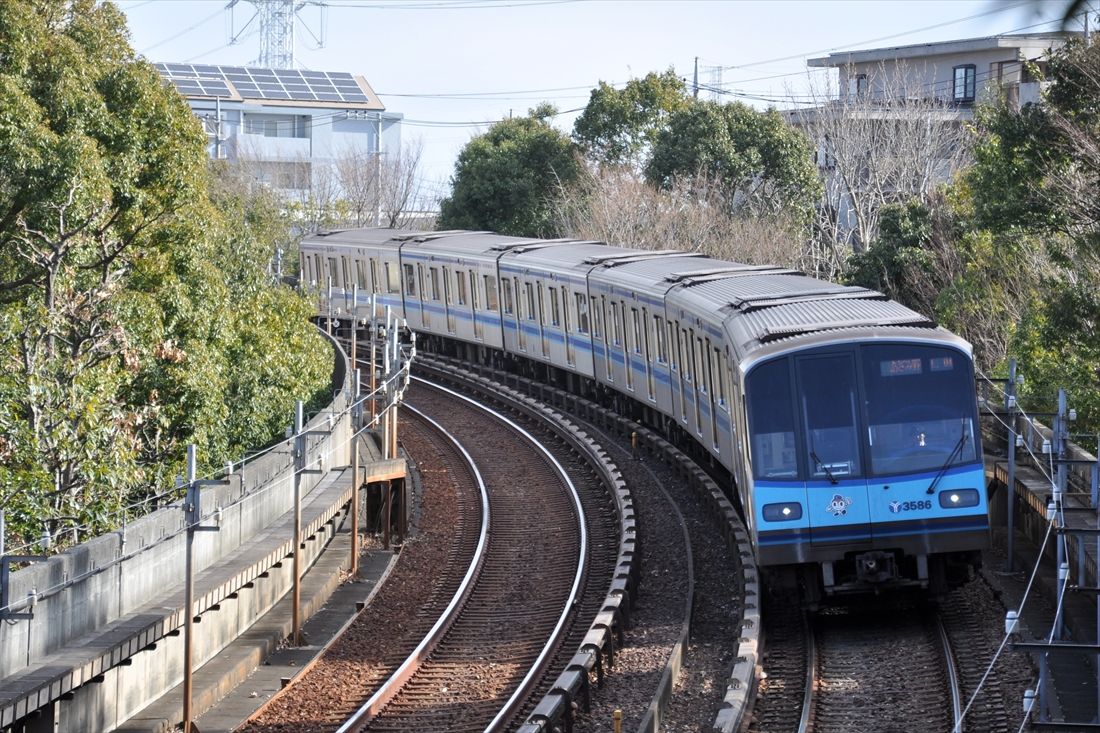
[
  {"x1": 537, "y1": 283, "x2": 549, "y2": 358},
  {"x1": 642, "y1": 308, "x2": 655, "y2": 400},
  {"x1": 442, "y1": 266, "x2": 455, "y2": 334},
  {"x1": 796, "y1": 353, "x2": 872, "y2": 547},
  {"x1": 562, "y1": 286, "x2": 575, "y2": 366},
  {"x1": 470, "y1": 271, "x2": 483, "y2": 340}
]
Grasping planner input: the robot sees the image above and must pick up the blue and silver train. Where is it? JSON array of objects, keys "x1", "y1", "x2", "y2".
[{"x1": 300, "y1": 228, "x2": 988, "y2": 597}]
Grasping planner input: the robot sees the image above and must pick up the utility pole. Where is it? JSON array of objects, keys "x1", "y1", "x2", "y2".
[
  {"x1": 374, "y1": 113, "x2": 383, "y2": 227},
  {"x1": 693, "y1": 57, "x2": 699, "y2": 99}
]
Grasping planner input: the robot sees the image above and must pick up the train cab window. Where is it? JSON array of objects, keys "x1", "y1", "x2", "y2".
[
  {"x1": 502, "y1": 279, "x2": 514, "y2": 314},
  {"x1": 746, "y1": 359, "x2": 798, "y2": 480},
  {"x1": 575, "y1": 293, "x2": 589, "y2": 333},
  {"x1": 429, "y1": 268, "x2": 441, "y2": 301},
  {"x1": 403, "y1": 264, "x2": 416, "y2": 296},
  {"x1": 861, "y1": 344, "x2": 978, "y2": 475},
  {"x1": 798, "y1": 354, "x2": 862, "y2": 479},
  {"x1": 386, "y1": 263, "x2": 400, "y2": 294},
  {"x1": 549, "y1": 287, "x2": 561, "y2": 326},
  {"x1": 456, "y1": 270, "x2": 468, "y2": 305},
  {"x1": 484, "y1": 276, "x2": 498, "y2": 310},
  {"x1": 356, "y1": 261, "x2": 368, "y2": 291}
]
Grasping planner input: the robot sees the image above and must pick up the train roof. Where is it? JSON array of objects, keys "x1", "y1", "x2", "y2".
[{"x1": 305, "y1": 228, "x2": 949, "y2": 359}]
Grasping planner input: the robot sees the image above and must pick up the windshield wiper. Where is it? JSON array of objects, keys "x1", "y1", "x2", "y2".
[
  {"x1": 811, "y1": 450, "x2": 839, "y2": 485},
  {"x1": 926, "y1": 430, "x2": 969, "y2": 495}
]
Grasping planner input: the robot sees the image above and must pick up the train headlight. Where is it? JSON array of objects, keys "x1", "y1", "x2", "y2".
[
  {"x1": 763, "y1": 502, "x2": 802, "y2": 522},
  {"x1": 939, "y1": 488, "x2": 980, "y2": 509}
]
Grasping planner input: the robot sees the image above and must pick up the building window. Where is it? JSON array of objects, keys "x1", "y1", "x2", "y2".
[
  {"x1": 855, "y1": 73, "x2": 868, "y2": 97},
  {"x1": 953, "y1": 65, "x2": 976, "y2": 103}
]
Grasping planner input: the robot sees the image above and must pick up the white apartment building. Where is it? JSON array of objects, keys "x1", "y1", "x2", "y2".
[
  {"x1": 155, "y1": 63, "x2": 402, "y2": 199},
  {"x1": 792, "y1": 33, "x2": 1074, "y2": 249}
]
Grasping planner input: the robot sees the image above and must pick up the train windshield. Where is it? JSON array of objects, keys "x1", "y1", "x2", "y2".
[
  {"x1": 746, "y1": 358, "x2": 798, "y2": 479},
  {"x1": 862, "y1": 344, "x2": 978, "y2": 476}
]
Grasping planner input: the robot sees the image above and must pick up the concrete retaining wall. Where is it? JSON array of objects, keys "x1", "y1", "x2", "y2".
[{"x1": 0, "y1": 330, "x2": 353, "y2": 731}]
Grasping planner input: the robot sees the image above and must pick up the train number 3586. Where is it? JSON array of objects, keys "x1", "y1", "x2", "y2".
[{"x1": 889, "y1": 499, "x2": 932, "y2": 513}]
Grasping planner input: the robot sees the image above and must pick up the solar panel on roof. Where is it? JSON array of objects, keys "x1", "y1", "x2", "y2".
[{"x1": 154, "y1": 63, "x2": 374, "y2": 104}]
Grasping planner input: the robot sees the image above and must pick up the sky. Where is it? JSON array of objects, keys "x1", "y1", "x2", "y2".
[{"x1": 119, "y1": 0, "x2": 1079, "y2": 204}]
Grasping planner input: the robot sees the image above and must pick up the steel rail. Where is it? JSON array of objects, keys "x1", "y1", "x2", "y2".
[
  {"x1": 939, "y1": 615, "x2": 964, "y2": 733},
  {"x1": 335, "y1": 402, "x2": 491, "y2": 733},
  {"x1": 411, "y1": 376, "x2": 590, "y2": 733},
  {"x1": 797, "y1": 614, "x2": 817, "y2": 733}
]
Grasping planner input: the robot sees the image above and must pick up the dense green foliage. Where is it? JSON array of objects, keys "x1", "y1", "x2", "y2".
[
  {"x1": 964, "y1": 40, "x2": 1100, "y2": 426},
  {"x1": 645, "y1": 101, "x2": 822, "y2": 220},
  {"x1": 0, "y1": 0, "x2": 330, "y2": 549},
  {"x1": 439, "y1": 104, "x2": 581, "y2": 237},
  {"x1": 572, "y1": 70, "x2": 691, "y2": 167}
]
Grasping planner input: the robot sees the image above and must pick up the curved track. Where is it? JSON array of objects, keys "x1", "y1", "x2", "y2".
[{"x1": 344, "y1": 379, "x2": 588, "y2": 732}]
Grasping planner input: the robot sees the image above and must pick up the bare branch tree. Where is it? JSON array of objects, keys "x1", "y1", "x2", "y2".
[
  {"x1": 334, "y1": 145, "x2": 378, "y2": 228},
  {"x1": 795, "y1": 62, "x2": 974, "y2": 252},
  {"x1": 379, "y1": 139, "x2": 428, "y2": 229},
  {"x1": 553, "y1": 165, "x2": 840, "y2": 276}
]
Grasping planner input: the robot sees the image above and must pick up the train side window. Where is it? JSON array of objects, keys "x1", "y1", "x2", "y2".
[
  {"x1": 370, "y1": 260, "x2": 379, "y2": 293},
  {"x1": 301, "y1": 255, "x2": 310, "y2": 285},
  {"x1": 631, "y1": 309, "x2": 642, "y2": 354},
  {"x1": 713, "y1": 346, "x2": 727, "y2": 405},
  {"x1": 561, "y1": 287, "x2": 572, "y2": 331},
  {"x1": 484, "y1": 276, "x2": 498, "y2": 311},
  {"x1": 610, "y1": 302, "x2": 621, "y2": 345},
  {"x1": 695, "y1": 330, "x2": 704, "y2": 387},
  {"x1": 653, "y1": 316, "x2": 667, "y2": 363},
  {"x1": 470, "y1": 271, "x2": 480, "y2": 308},
  {"x1": 548, "y1": 287, "x2": 560, "y2": 326},
  {"x1": 356, "y1": 260, "x2": 368, "y2": 290},
  {"x1": 442, "y1": 266, "x2": 453, "y2": 304},
  {"x1": 591, "y1": 296, "x2": 602, "y2": 337},
  {"x1": 429, "y1": 267, "x2": 441, "y2": 301},
  {"x1": 525, "y1": 282, "x2": 536, "y2": 321},
  {"x1": 314, "y1": 254, "x2": 323, "y2": 285},
  {"x1": 536, "y1": 283, "x2": 546, "y2": 324},
  {"x1": 502, "y1": 279, "x2": 514, "y2": 314},
  {"x1": 403, "y1": 264, "x2": 416, "y2": 296},
  {"x1": 575, "y1": 293, "x2": 589, "y2": 333},
  {"x1": 341, "y1": 257, "x2": 350, "y2": 288},
  {"x1": 386, "y1": 262, "x2": 400, "y2": 294},
  {"x1": 327, "y1": 257, "x2": 339, "y2": 287},
  {"x1": 456, "y1": 270, "x2": 468, "y2": 305},
  {"x1": 746, "y1": 359, "x2": 798, "y2": 479},
  {"x1": 680, "y1": 328, "x2": 691, "y2": 380}
]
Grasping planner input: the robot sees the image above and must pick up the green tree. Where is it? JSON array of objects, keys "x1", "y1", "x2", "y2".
[
  {"x1": 0, "y1": 0, "x2": 330, "y2": 549},
  {"x1": 645, "y1": 101, "x2": 822, "y2": 220},
  {"x1": 439, "y1": 104, "x2": 581, "y2": 237},
  {"x1": 572, "y1": 70, "x2": 691, "y2": 168}
]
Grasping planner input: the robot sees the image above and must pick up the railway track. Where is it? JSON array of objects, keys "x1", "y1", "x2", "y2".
[
  {"x1": 751, "y1": 603, "x2": 962, "y2": 733},
  {"x1": 244, "y1": 377, "x2": 603, "y2": 732},
  {"x1": 346, "y1": 379, "x2": 588, "y2": 732}
]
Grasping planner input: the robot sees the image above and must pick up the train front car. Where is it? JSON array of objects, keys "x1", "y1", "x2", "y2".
[{"x1": 742, "y1": 327, "x2": 988, "y2": 598}]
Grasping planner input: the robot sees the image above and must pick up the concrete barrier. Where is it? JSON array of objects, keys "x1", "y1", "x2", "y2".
[{"x1": 0, "y1": 330, "x2": 355, "y2": 732}]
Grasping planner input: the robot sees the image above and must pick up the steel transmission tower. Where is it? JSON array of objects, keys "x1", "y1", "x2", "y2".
[{"x1": 227, "y1": 0, "x2": 327, "y2": 69}]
